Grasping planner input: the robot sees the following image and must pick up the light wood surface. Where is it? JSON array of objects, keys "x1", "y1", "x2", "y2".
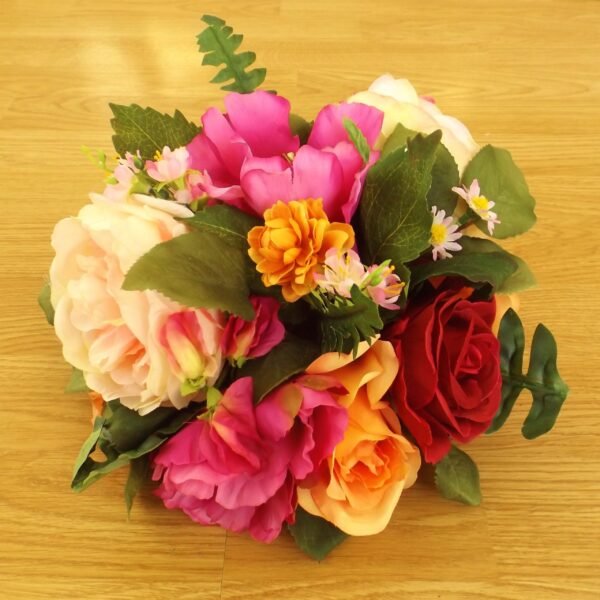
[{"x1": 1, "y1": 1, "x2": 599, "y2": 598}]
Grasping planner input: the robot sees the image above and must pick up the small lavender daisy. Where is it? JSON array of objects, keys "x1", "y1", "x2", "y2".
[{"x1": 430, "y1": 206, "x2": 462, "y2": 261}]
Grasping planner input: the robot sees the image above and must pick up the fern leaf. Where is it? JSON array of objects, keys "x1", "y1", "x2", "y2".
[{"x1": 197, "y1": 15, "x2": 266, "y2": 93}]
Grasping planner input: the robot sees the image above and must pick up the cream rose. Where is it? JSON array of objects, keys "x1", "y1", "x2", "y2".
[
  {"x1": 50, "y1": 193, "x2": 225, "y2": 415},
  {"x1": 349, "y1": 74, "x2": 479, "y2": 173}
]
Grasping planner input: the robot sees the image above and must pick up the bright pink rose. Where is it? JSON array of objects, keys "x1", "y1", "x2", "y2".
[
  {"x1": 152, "y1": 376, "x2": 347, "y2": 542},
  {"x1": 187, "y1": 91, "x2": 383, "y2": 222},
  {"x1": 221, "y1": 296, "x2": 285, "y2": 364}
]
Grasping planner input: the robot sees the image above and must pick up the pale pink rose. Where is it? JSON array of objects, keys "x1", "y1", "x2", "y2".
[
  {"x1": 152, "y1": 376, "x2": 347, "y2": 542},
  {"x1": 348, "y1": 74, "x2": 479, "y2": 173},
  {"x1": 50, "y1": 192, "x2": 226, "y2": 414},
  {"x1": 221, "y1": 296, "x2": 285, "y2": 364}
]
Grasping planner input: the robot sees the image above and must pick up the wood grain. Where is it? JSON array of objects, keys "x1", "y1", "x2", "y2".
[{"x1": 1, "y1": 0, "x2": 599, "y2": 598}]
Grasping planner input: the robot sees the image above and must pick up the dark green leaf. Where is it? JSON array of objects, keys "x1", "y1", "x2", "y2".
[
  {"x1": 522, "y1": 324, "x2": 569, "y2": 439},
  {"x1": 428, "y1": 143, "x2": 460, "y2": 215},
  {"x1": 197, "y1": 14, "x2": 266, "y2": 93},
  {"x1": 380, "y1": 123, "x2": 416, "y2": 159},
  {"x1": 236, "y1": 335, "x2": 320, "y2": 403},
  {"x1": 487, "y1": 309, "x2": 569, "y2": 438},
  {"x1": 487, "y1": 308, "x2": 526, "y2": 434},
  {"x1": 434, "y1": 446, "x2": 481, "y2": 506},
  {"x1": 38, "y1": 282, "x2": 54, "y2": 325},
  {"x1": 65, "y1": 368, "x2": 89, "y2": 394},
  {"x1": 462, "y1": 145, "x2": 536, "y2": 239},
  {"x1": 360, "y1": 131, "x2": 440, "y2": 268},
  {"x1": 124, "y1": 456, "x2": 150, "y2": 517},
  {"x1": 109, "y1": 104, "x2": 200, "y2": 160},
  {"x1": 182, "y1": 204, "x2": 260, "y2": 247},
  {"x1": 72, "y1": 400, "x2": 202, "y2": 493},
  {"x1": 343, "y1": 118, "x2": 370, "y2": 163},
  {"x1": 72, "y1": 416, "x2": 105, "y2": 482},
  {"x1": 312, "y1": 286, "x2": 383, "y2": 356},
  {"x1": 380, "y1": 124, "x2": 459, "y2": 215},
  {"x1": 410, "y1": 237, "x2": 518, "y2": 290},
  {"x1": 288, "y1": 507, "x2": 348, "y2": 561},
  {"x1": 289, "y1": 113, "x2": 312, "y2": 145},
  {"x1": 123, "y1": 230, "x2": 254, "y2": 319}
]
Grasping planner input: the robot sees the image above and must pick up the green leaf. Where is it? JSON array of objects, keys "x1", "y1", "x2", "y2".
[
  {"x1": 410, "y1": 237, "x2": 518, "y2": 290},
  {"x1": 122, "y1": 230, "x2": 254, "y2": 320},
  {"x1": 428, "y1": 143, "x2": 460, "y2": 215},
  {"x1": 311, "y1": 286, "x2": 383, "y2": 356},
  {"x1": 462, "y1": 145, "x2": 536, "y2": 239},
  {"x1": 522, "y1": 324, "x2": 569, "y2": 439},
  {"x1": 38, "y1": 282, "x2": 54, "y2": 325},
  {"x1": 109, "y1": 104, "x2": 200, "y2": 160},
  {"x1": 72, "y1": 416, "x2": 105, "y2": 482},
  {"x1": 182, "y1": 204, "x2": 260, "y2": 248},
  {"x1": 197, "y1": 14, "x2": 266, "y2": 93},
  {"x1": 181, "y1": 205, "x2": 277, "y2": 298},
  {"x1": 289, "y1": 113, "x2": 312, "y2": 145},
  {"x1": 124, "y1": 456, "x2": 150, "y2": 517},
  {"x1": 236, "y1": 335, "x2": 320, "y2": 403},
  {"x1": 343, "y1": 118, "x2": 370, "y2": 163},
  {"x1": 380, "y1": 123, "x2": 416, "y2": 159},
  {"x1": 288, "y1": 507, "x2": 348, "y2": 561},
  {"x1": 65, "y1": 368, "x2": 89, "y2": 394},
  {"x1": 380, "y1": 123, "x2": 459, "y2": 215},
  {"x1": 487, "y1": 308, "x2": 526, "y2": 434},
  {"x1": 434, "y1": 445, "x2": 481, "y2": 506},
  {"x1": 72, "y1": 400, "x2": 202, "y2": 492},
  {"x1": 360, "y1": 131, "x2": 440, "y2": 268},
  {"x1": 487, "y1": 309, "x2": 569, "y2": 437}
]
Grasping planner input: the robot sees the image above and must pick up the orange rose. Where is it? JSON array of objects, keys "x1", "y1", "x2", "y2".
[
  {"x1": 297, "y1": 340, "x2": 421, "y2": 536},
  {"x1": 247, "y1": 198, "x2": 355, "y2": 302}
]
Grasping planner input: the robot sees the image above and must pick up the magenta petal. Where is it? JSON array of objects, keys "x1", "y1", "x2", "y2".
[
  {"x1": 225, "y1": 91, "x2": 299, "y2": 157},
  {"x1": 287, "y1": 146, "x2": 345, "y2": 219},
  {"x1": 342, "y1": 148, "x2": 380, "y2": 222},
  {"x1": 240, "y1": 156, "x2": 295, "y2": 215},
  {"x1": 256, "y1": 385, "x2": 301, "y2": 442},
  {"x1": 188, "y1": 108, "x2": 250, "y2": 180},
  {"x1": 309, "y1": 102, "x2": 384, "y2": 149},
  {"x1": 248, "y1": 476, "x2": 296, "y2": 542}
]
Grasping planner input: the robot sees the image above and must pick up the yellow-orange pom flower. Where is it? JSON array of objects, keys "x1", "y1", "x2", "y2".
[{"x1": 247, "y1": 199, "x2": 355, "y2": 302}]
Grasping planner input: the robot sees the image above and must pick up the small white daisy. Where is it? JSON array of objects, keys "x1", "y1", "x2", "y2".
[
  {"x1": 452, "y1": 179, "x2": 500, "y2": 235},
  {"x1": 430, "y1": 206, "x2": 463, "y2": 261}
]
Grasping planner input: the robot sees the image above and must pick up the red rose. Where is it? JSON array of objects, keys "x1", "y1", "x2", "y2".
[{"x1": 385, "y1": 287, "x2": 502, "y2": 463}]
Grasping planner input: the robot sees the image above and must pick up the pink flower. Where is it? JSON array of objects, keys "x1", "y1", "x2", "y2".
[
  {"x1": 187, "y1": 91, "x2": 383, "y2": 222},
  {"x1": 145, "y1": 146, "x2": 191, "y2": 183},
  {"x1": 221, "y1": 296, "x2": 285, "y2": 365},
  {"x1": 314, "y1": 248, "x2": 405, "y2": 311},
  {"x1": 152, "y1": 376, "x2": 348, "y2": 543},
  {"x1": 159, "y1": 310, "x2": 225, "y2": 395}
]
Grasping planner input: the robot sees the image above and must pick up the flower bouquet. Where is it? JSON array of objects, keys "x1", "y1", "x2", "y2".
[{"x1": 40, "y1": 15, "x2": 569, "y2": 560}]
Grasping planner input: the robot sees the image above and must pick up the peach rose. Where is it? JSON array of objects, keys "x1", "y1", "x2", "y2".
[
  {"x1": 50, "y1": 193, "x2": 226, "y2": 415},
  {"x1": 348, "y1": 74, "x2": 479, "y2": 173},
  {"x1": 297, "y1": 340, "x2": 421, "y2": 536}
]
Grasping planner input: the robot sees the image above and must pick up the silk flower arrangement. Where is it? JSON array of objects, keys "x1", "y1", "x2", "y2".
[{"x1": 39, "y1": 15, "x2": 569, "y2": 560}]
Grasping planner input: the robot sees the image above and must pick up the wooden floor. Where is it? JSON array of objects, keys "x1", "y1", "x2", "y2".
[{"x1": 1, "y1": 0, "x2": 599, "y2": 598}]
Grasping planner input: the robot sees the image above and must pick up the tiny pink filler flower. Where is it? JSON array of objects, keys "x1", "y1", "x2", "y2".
[
  {"x1": 145, "y1": 146, "x2": 191, "y2": 182},
  {"x1": 452, "y1": 179, "x2": 500, "y2": 235},
  {"x1": 315, "y1": 248, "x2": 404, "y2": 310},
  {"x1": 430, "y1": 206, "x2": 462, "y2": 261}
]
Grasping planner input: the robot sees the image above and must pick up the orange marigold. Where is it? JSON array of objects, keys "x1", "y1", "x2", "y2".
[{"x1": 247, "y1": 199, "x2": 355, "y2": 302}]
